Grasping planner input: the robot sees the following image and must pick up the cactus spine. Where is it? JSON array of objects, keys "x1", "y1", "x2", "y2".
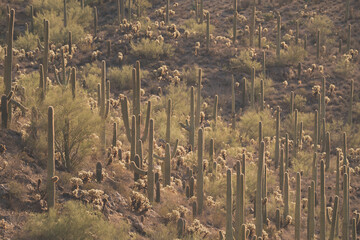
[
  {"x1": 197, "y1": 128, "x2": 204, "y2": 215},
  {"x1": 295, "y1": 172, "x2": 301, "y2": 240},
  {"x1": 275, "y1": 106, "x2": 280, "y2": 169},
  {"x1": 226, "y1": 168, "x2": 233, "y2": 240},
  {"x1": 256, "y1": 141, "x2": 265, "y2": 236},
  {"x1": 47, "y1": 106, "x2": 55, "y2": 209}
]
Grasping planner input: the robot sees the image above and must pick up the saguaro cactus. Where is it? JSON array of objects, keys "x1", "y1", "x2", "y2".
[
  {"x1": 197, "y1": 128, "x2": 204, "y2": 215},
  {"x1": 251, "y1": 67, "x2": 255, "y2": 107},
  {"x1": 320, "y1": 160, "x2": 326, "y2": 240},
  {"x1": 283, "y1": 172, "x2": 289, "y2": 225},
  {"x1": 235, "y1": 161, "x2": 245, "y2": 240},
  {"x1": 256, "y1": 141, "x2": 265, "y2": 236},
  {"x1": 195, "y1": 69, "x2": 202, "y2": 129},
  {"x1": 180, "y1": 87, "x2": 195, "y2": 150},
  {"x1": 165, "y1": 0, "x2": 169, "y2": 24},
  {"x1": 260, "y1": 79, "x2": 264, "y2": 111},
  {"x1": 226, "y1": 169, "x2": 233, "y2": 240},
  {"x1": 293, "y1": 172, "x2": 301, "y2": 240},
  {"x1": 275, "y1": 106, "x2": 280, "y2": 169},
  {"x1": 343, "y1": 173, "x2": 349, "y2": 239},
  {"x1": 276, "y1": 13, "x2": 281, "y2": 59},
  {"x1": 325, "y1": 132, "x2": 331, "y2": 171},
  {"x1": 96, "y1": 162, "x2": 103, "y2": 183},
  {"x1": 63, "y1": 0, "x2": 67, "y2": 27},
  {"x1": 213, "y1": 95, "x2": 218, "y2": 127},
  {"x1": 316, "y1": 30, "x2": 320, "y2": 60},
  {"x1": 347, "y1": 24, "x2": 351, "y2": 52},
  {"x1": 47, "y1": 106, "x2": 56, "y2": 209},
  {"x1": 348, "y1": 79, "x2": 354, "y2": 125},
  {"x1": 93, "y1": 7, "x2": 98, "y2": 37},
  {"x1": 307, "y1": 181, "x2": 315, "y2": 239},
  {"x1": 4, "y1": 9, "x2": 15, "y2": 116},
  {"x1": 206, "y1": 12, "x2": 210, "y2": 51},
  {"x1": 231, "y1": 75, "x2": 236, "y2": 130},
  {"x1": 328, "y1": 195, "x2": 339, "y2": 240},
  {"x1": 233, "y1": 0, "x2": 237, "y2": 43},
  {"x1": 279, "y1": 148, "x2": 284, "y2": 191},
  {"x1": 249, "y1": 5, "x2": 255, "y2": 47}
]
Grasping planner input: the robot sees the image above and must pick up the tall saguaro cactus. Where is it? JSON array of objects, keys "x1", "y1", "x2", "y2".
[
  {"x1": 256, "y1": 141, "x2": 265, "y2": 237},
  {"x1": 4, "y1": 9, "x2": 15, "y2": 102},
  {"x1": 226, "y1": 169, "x2": 233, "y2": 240},
  {"x1": 235, "y1": 161, "x2": 245, "y2": 240},
  {"x1": 249, "y1": 5, "x2": 255, "y2": 47},
  {"x1": 195, "y1": 69, "x2": 202, "y2": 129},
  {"x1": 180, "y1": 87, "x2": 195, "y2": 150},
  {"x1": 343, "y1": 173, "x2": 349, "y2": 239},
  {"x1": 275, "y1": 106, "x2": 280, "y2": 169},
  {"x1": 197, "y1": 128, "x2": 204, "y2": 215},
  {"x1": 47, "y1": 106, "x2": 56, "y2": 209},
  {"x1": 231, "y1": 75, "x2": 236, "y2": 130},
  {"x1": 348, "y1": 79, "x2": 354, "y2": 125},
  {"x1": 206, "y1": 12, "x2": 210, "y2": 51},
  {"x1": 233, "y1": 0, "x2": 237, "y2": 43},
  {"x1": 276, "y1": 13, "x2": 281, "y2": 59},
  {"x1": 295, "y1": 172, "x2": 301, "y2": 240},
  {"x1": 63, "y1": 0, "x2": 67, "y2": 27},
  {"x1": 320, "y1": 160, "x2": 326, "y2": 240}
]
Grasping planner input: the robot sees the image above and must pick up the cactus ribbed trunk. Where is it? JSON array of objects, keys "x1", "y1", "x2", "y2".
[
  {"x1": 249, "y1": 5, "x2": 255, "y2": 47},
  {"x1": 295, "y1": 172, "x2": 301, "y2": 240},
  {"x1": 231, "y1": 75, "x2": 236, "y2": 130},
  {"x1": 148, "y1": 119, "x2": 154, "y2": 202},
  {"x1": 197, "y1": 128, "x2": 204, "y2": 215},
  {"x1": 275, "y1": 106, "x2": 280, "y2": 169},
  {"x1": 164, "y1": 143, "x2": 171, "y2": 186},
  {"x1": 320, "y1": 160, "x2": 326, "y2": 240},
  {"x1": 195, "y1": 69, "x2": 202, "y2": 129},
  {"x1": 256, "y1": 141, "x2": 265, "y2": 237},
  {"x1": 226, "y1": 169, "x2": 233, "y2": 240},
  {"x1": 276, "y1": 13, "x2": 281, "y2": 59},
  {"x1": 47, "y1": 106, "x2": 55, "y2": 209},
  {"x1": 206, "y1": 12, "x2": 210, "y2": 51},
  {"x1": 343, "y1": 173, "x2": 349, "y2": 239}
]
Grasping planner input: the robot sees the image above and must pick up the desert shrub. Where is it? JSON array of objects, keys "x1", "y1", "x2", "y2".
[
  {"x1": 245, "y1": 76, "x2": 274, "y2": 103},
  {"x1": 33, "y1": 0, "x2": 92, "y2": 44},
  {"x1": 8, "y1": 180, "x2": 26, "y2": 200},
  {"x1": 291, "y1": 150, "x2": 314, "y2": 176},
  {"x1": 181, "y1": 65, "x2": 198, "y2": 86},
  {"x1": 205, "y1": 119, "x2": 240, "y2": 150},
  {"x1": 18, "y1": 73, "x2": 101, "y2": 171},
  {"x1": 229, "y1": 49, "x2": 262, "y2": 73},
  {"x1": 282, "y1": 112, "x2": 315, "y2": 140},
  {"x1": 183, "y1": 19, "x2": 215, "y2": 36},
  {"x1": 239, "y1": 108, "x2": 276, "y2": 140},
  {"x1": 0, "y1": 46, "x2": 5, "y2": 61},
  {"x1": 275, "y1": 45, "x2": 307, "y2": 66},
  {"x1": 80, "y1": 63, "x2": 102, "y2": 94},
  {"x1": 108, "y1": 65, "x2": 149, "y2": 91},
  {"x1": 283, "y1": 94, "x2": 307, "y2": 112},
  {"x1": 132, "y1": 0, "x2": 152, "y2": 15},
  {"x1": 130, "y1": 38, "x2": 174, "y2": 59},
  {"x1": 18, "y1": 201, "x2": 130, "y2": 240},
  {"x1": 15, "y1": 31, "x2": 38, "y2": 51},
  {"x1": 151, "y1": 83, "x2": 192, "y2": 145},
  {"x1": 334, "y1": 53, "x2": 356, "y2": 78},
  {"x1": 306, "y1": 15, "x2": 334, "y2": 41},
  {"x1": 147, "y1": 222, "x2": 177, "y2": 240},
  {"x1": 328, "y1": 120, "x2": 360, "y2": 149}
]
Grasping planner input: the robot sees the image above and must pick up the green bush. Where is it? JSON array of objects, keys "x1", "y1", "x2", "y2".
[
  {"x1": 334, "y1": 54, "x2": 355, "y2": 78},
  {"x1": 131, "y1": 38, "x2": 174, "y2": 59},
  {"x1": 18, "y1": 73, "x2": 101, "y2": 171},
  {"x1": 183, "y1": 18, "x2": 215, "y2": 36},
  {"x1": 15, "y1": 31, "x2": 38, "y2": 51},
  {"x1": 239, "y1": 108, "x2": 276, "y2": 140},
  {"x1": 108, "y1": 65, "x2": 149, "y2": 91},
  {"x1": 18, "y1": 201, "x2": 130, "y2": 240},
  {"x1": 283, "y1": 94, "x2": 307, "y2": 112},
  {"x1": 229, "y1": 49, "x2": 262, "y2": 73},
  {"x1": 181, "y1": 65, "x2": 198, "y2": 86},
  {"x1": 33, "y1": 0, "x2": 92, "y2": 44},
  {"x1": 306, "y1": 15, "x2": 334, "y2": 41},
  {"x1": 81, "y1": 63, "x2": 102, "y2": 94},
  {"x1": 276, "y1": 45, "x2": 307, "y2": 66}
]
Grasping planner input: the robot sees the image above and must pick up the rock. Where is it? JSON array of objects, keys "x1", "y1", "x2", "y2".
[{"x1": 0, "y1": 184, "x2": 9, "y2": 197}]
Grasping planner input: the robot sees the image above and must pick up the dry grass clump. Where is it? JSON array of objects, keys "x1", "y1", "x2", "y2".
[
  {"x1": 130, "y1": 38, "x2": 174, "y2": 59},
  {"x1": 18, "y1": 201, "x2": 130, "y2": 240}
]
